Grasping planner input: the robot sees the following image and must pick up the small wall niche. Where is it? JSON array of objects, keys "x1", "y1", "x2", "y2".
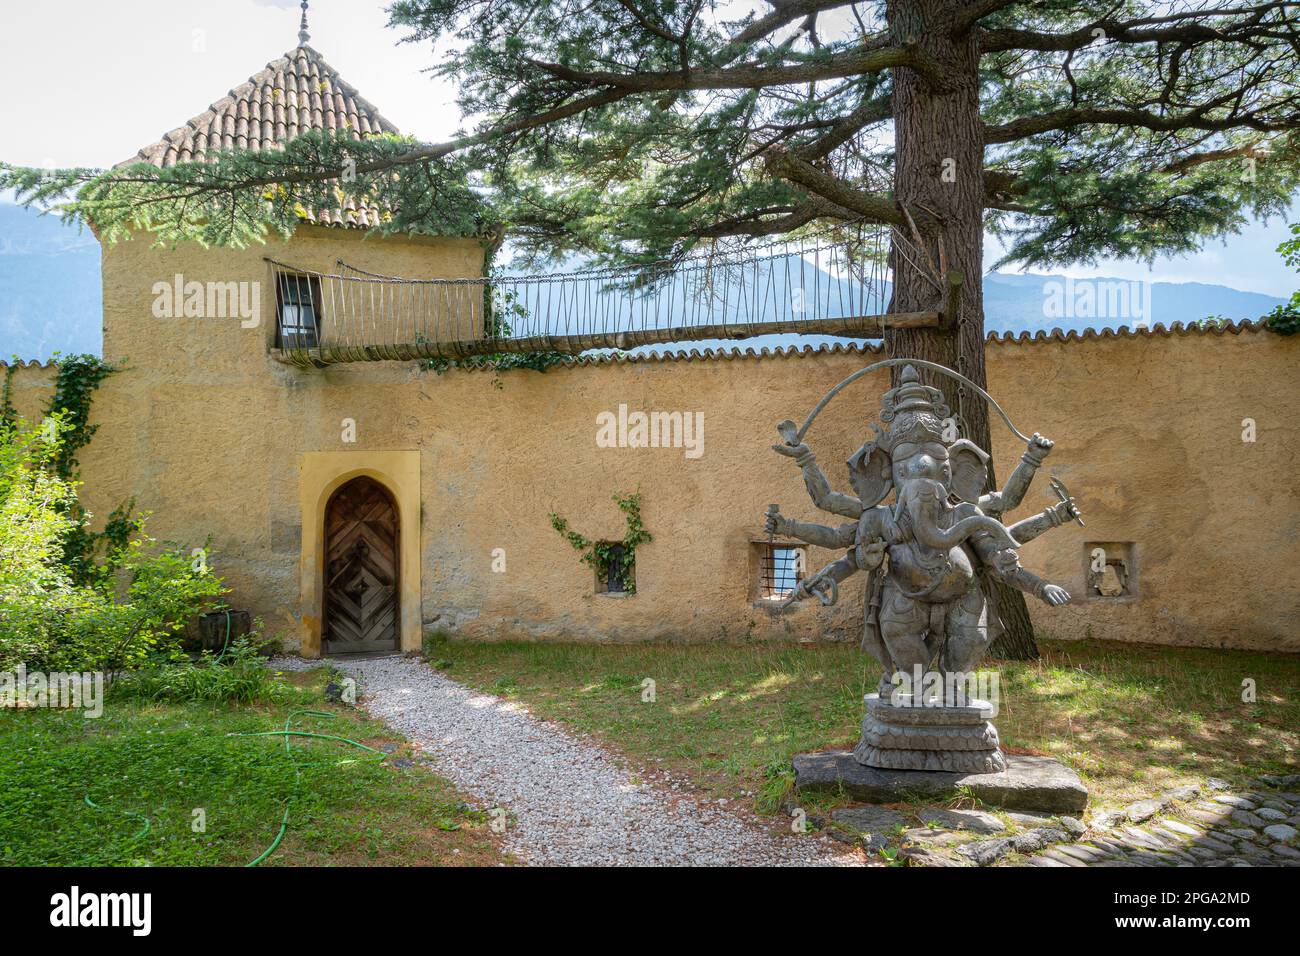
[
  {"x1": 595, "y1": 543, "x2": 633, "y2": 596},
  {"x1": 1084, "y1": 541, "x2": 1138, "y2": 600}
]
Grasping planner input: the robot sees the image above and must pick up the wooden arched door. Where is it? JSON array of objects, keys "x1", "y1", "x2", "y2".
[{"x1": 324, "y1": 476, "x2": 399, "y2": 653}]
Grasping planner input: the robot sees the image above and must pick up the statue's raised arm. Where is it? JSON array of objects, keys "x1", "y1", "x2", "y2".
[
  {"x1": 980, "y1": 432, "x2": 1054, "y2": 517},
  {"x1": 979, "y1": 433, "x2": 1084, "y2": 540},
  {"x1": 771, "y1": 420, "x2": 864, "y2": 519},
  {"x1": 764, "y1": 506, "x2": 857, "y2": 550}
]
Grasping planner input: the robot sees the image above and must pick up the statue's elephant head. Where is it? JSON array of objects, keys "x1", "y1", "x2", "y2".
[
  {"x1": 847, "y1": 431, "x2": 991, "y2": 505},
  {"x1": 846, "y1": 426, "x2": 893, "y2": 507},
  {"x1": 847, "y1": 431, "x2": 1019, "y2": 551}
]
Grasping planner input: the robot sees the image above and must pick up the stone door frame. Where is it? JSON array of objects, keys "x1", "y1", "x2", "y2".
[{"x1": 299, "y1": 450, "x2": 421, "y2": 657}]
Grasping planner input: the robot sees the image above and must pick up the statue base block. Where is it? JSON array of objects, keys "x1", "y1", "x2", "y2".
[
  {"x1": 793, "y1": 750, "x2": 1087, "y2": 813},
  {"x1": 854, "y1": 693, "x2": 1006, "y2": 774}
]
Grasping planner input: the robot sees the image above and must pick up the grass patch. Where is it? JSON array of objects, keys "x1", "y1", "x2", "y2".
[
  {"x1": 0, "y1": 665, "x2": 505, "y2": 866},
  {"x1": 429, "y1": 639, "x2": 1298, "y2": 815}
]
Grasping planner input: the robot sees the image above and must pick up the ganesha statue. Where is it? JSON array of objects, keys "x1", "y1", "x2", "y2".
[{"x1": 767, "y1": 363, "x2": 1079, "y2": 773}]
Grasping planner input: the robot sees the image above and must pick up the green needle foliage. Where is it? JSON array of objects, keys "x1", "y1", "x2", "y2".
[
  {"x1": 1, "y1": 1, "x2": 1295, "y2": 271},
  {"x1": 1, "y1": 131, "x2": 496, "y2": 249}
]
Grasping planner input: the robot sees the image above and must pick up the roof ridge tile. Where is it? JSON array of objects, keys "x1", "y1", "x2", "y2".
[{"x1": 441, "y1": 320, "x2": 1273, "y2": 372}]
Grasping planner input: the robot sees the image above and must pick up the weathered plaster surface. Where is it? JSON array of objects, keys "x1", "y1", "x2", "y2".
[{"x1": 6, "y1": 228, "x2": 1295, "y2": 653}]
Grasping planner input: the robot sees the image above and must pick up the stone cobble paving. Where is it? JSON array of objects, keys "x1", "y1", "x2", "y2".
[
  {"x1": 819, "y1": 775, "x2": 1300, "y2": 867},
  {"x1": 1020, "y1": 776, "x2": 1300, "y2": 868}
]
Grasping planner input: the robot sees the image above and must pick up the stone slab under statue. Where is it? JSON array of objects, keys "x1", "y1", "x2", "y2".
[
  {"x1": 767, "y1": 360, "x2": 1087, "y2": 808},
  {"x1": 793, "y1": 749, "x2": 1088, "y2": 813}
]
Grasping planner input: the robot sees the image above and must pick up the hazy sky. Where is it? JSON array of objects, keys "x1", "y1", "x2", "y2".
[{"x1": 1, "y1": 0, "x2": 1295, "y2": 295}]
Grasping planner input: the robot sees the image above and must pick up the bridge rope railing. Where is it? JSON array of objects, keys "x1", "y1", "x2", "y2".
[{"x1": 266, "y1": 221, "x2": 942, "y2": 367}]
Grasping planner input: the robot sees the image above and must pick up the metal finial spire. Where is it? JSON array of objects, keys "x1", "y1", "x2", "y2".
[{"x1": 298, "y1": 0, "x2": 311, "y2": 46}]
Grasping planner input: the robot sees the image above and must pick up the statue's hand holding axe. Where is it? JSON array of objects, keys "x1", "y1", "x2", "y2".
[
  {"x1": 779, "y1": 570, "x2": 840, "y2": 610},
  {"x1": 1047, "y1": 475, "x2": 1085, "y2": 527}
]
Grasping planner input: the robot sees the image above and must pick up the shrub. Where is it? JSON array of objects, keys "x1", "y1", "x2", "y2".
[
  {"x1": 0, "y1": 415, "x2": 224, "y2": 672},
  {"x1": 1265, "y1": 223, "x2": 1300, "y2": 335},
  {"x1": 1264, "y1": 298, "x2": 1300, "y2": 335}
]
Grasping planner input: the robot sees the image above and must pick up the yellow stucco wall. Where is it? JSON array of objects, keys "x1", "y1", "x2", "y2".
[{"x1": 6, "y1": 228, "x2": 1297, "y2": 654}]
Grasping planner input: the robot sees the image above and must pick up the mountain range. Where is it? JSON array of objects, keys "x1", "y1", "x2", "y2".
[
  {"x1": 0, "y1": 203, "x2": 102, "y2": 361},
  {"x1": 0, "y1": 202, "x2": 1284, "y2": 362}
]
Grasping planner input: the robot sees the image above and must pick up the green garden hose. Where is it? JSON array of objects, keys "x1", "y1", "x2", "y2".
[
  {"x1": 232, "y1": 708, "x2": 388, "y2": 866},
  {"x1": 83, "y1": 794, "x2": 151, "y2": 841},
  {"x1": 231, "y1": 730, "x2": 388, "y2": 752},
  {"x1": 77, "y1": 702, "x2": 385, "y2": 865},
  {"x1": 245, "y1": 806, "x2": 291, "y2": 868},
  {"x1": 211, "y1": 608, "x2": 232, "y2": 663}
]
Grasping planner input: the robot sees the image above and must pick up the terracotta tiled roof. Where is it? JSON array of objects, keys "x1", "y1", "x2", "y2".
[
  {"x1": 118, "y1": 44, "x2": 398, "y2": 228},
  {"x1": 0, "y1": 358, "x2": 60, "y2": 369},
  {"x1": 6, "y1": 319, "x2": 1274, "y2": 370}
]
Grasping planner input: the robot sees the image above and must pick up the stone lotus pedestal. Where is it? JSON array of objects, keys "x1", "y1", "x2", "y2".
[{"x1": 853, "y1": 693, "x2": 1007, "y2": 774}]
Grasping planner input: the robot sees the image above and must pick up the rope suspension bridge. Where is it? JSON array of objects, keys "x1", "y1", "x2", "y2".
[{"x1": 267, "y1": 222, "x2": 944, "y2": 367}]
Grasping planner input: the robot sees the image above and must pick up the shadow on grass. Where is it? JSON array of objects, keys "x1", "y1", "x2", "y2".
[{"x1": 433, "y1": 637, "x2": 1298, "y2": 812}]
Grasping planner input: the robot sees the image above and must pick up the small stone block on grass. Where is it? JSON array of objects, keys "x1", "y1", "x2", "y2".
[
  {"x1": 829, "y1": 806, "x2": 907, "y2": 836},
  {"x1": 918, "y1": 807, "x2": 1006, "y2": 834},
  {"x1": 1124, "y1": 798, "x2": 1166, "y2": 823}
]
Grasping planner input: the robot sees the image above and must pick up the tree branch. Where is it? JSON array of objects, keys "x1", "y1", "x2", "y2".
[
  {"x1": 763, "y1": 147, "x2": 905, "y2": 225},
  {"x1": 730, "y1": 0, "x2": 861, "y2": 44},
  {"x1": 692, "y1": 197, "x2": 859, "y2": 238},
  {"x1": 951, "y1": 0, "x2": 1021, "y2": 37},
  {"x1": 980, "y1": 4, "x2": 1292, "y2": 53},
  {"x1": 1161, "y1": 141, "x2": 1269, "y2": 174},
  {"x1": 795, "y1": 94, "x2": 892, "y2": 159},
  {"x1": 530, "y1": 41, "x2": 945, "y2": 92},
  {"x1": 985, "y1": 103, "x2": 1298, "y2": 142}
]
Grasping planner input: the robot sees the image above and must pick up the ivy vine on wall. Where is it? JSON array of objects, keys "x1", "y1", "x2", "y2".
[
  {"x1": 43, "y1": 354, "x2": 134, "y2": 585},
  {"x1": 45, "y1": 354, "x2": 119, "y2": 479},
  {"x1": 549, "y1": 491, "x2": 651, "y2": 594},
  {"x1": 0, "y1": 361, "x2": 16, "y2": 428}
]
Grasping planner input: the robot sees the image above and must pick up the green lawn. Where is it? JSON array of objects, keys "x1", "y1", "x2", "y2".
[
  {"x1": 0, "y1": 668, "x2": 504, "y2": 866},
  {"x1": 427, "y1": 638, "x2": 1299, "y2": 815}
]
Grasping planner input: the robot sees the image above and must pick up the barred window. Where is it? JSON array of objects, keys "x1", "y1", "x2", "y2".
[
  {"x1": 760, "y1": 544, "x2": 805, "y2": 600},
  {"x1": 276, "y1": 272, "x2": 321, "y2": 348}
]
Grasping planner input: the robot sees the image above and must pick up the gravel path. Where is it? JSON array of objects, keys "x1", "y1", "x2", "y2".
[{"x1": 273, "y1": 654, "x2": 858, "y2": 866}]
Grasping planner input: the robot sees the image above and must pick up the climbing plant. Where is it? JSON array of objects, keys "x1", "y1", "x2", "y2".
[
  {"x1": 36, "y1": 354, "x2": 136, "y2": 586},
  {"x1": 549, "y1": 491, "x2": 651, "y2": 594},
  {"x1": 0, "y1": 361, "x2": 16, "y2": 429},
  {"x1": 45, "y1": 353, "x2": 118, "y2": 479}
]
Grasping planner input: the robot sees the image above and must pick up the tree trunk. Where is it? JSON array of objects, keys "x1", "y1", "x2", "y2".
[
  {"x1": 884, "y1": 0, "x2": 1039, "y2": 661},
  {"x1": 985, "y1": 574, "x2": 1040, "y2": 659}
]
